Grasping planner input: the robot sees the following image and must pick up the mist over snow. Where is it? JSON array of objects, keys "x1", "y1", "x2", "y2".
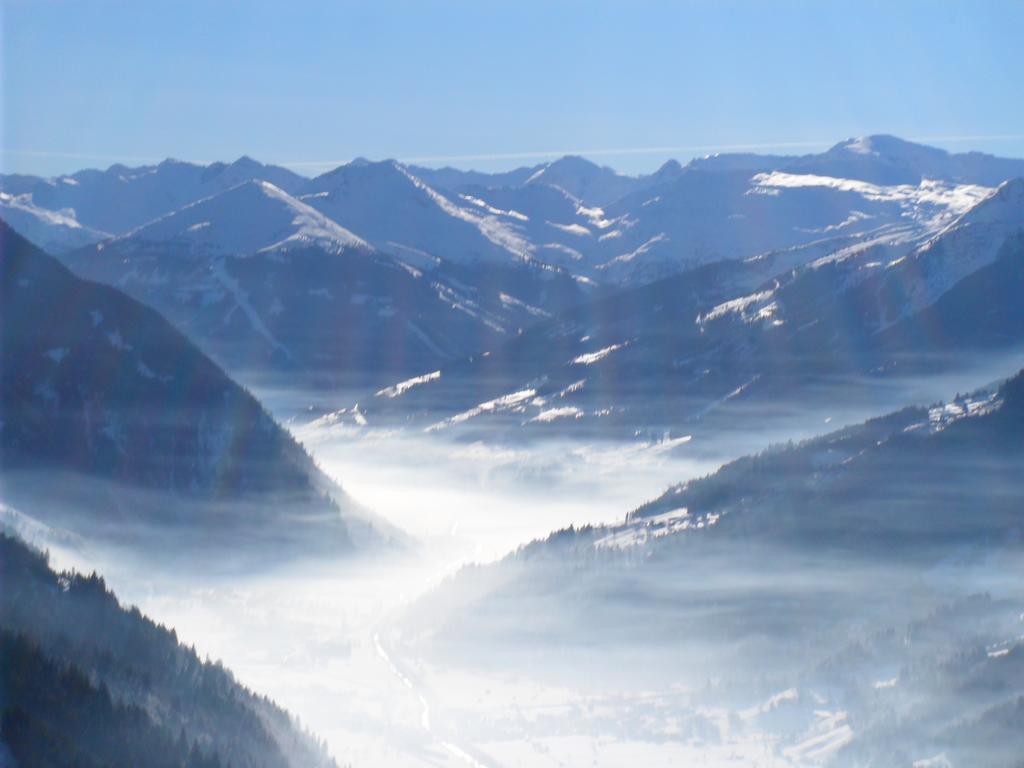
[{"x1": 4, "y1": 131, "x2": 1024, "y2": 768}]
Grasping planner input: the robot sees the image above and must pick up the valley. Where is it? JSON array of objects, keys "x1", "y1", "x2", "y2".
[{"x1": 3, "y1": 131, "x2": 1024, "y2": 767}]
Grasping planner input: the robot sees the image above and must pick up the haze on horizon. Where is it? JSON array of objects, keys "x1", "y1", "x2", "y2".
[
  {"x1": 4, "y1": 2, "x2": 1024, "y2": 765},
  {"x1": 2, "y1": 0, "x2": 1024, "y2": 177}
]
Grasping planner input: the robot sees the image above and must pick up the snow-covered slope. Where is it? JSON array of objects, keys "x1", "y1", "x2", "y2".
[
  {"x1": 0, "y1": 156, "x2": 306, "y2": 235},
  {"x1": 685, "y1": 135, "x2": 1024, "y2": 188},
  {"x1": 356, "y1": 178, "x2": 1024, "y2": 439},
  {"x1": 448, "y1": 182, "x2": 604, "y2": 271},
  {"x1": 112, "y1": 180, "x2": 368, "y2": 256},
  {"x1": 522, "y1": 155, "x2": 648, "y2": 206},
  {"x1": 698, "y1": 178, "x2": 1024, "y2": 338},
  {"x1": 405, "y1": 136, "x2": 1024, "y2": 284},
  {"x1": 9, "y1": 136, "x2": 1022, "y2": 287},
  {"x1": 589, "y1": 167, "x2": 994, "y2": 284},
  {"x1": 61, "y1": 187, "x2": 589, "y2": 387},
  {"x1": 784, "y1": 134, "x2": 1024, "y2": 187},
  {"x1": 0, "y1": 191, "x2": 109, "y2": 254},
  {"x1": 300, "y1": 159, "x2": 537, "y2": 267},
  {"x1": 874, "y1": 177, "x2": 1024, "y2": 328},
  {"x1": 401, "y1": 139, "x2": 1013, "y2": 285}
]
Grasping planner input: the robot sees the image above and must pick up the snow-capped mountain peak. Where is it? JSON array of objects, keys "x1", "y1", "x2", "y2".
[
  {"x1": 112, "y1": 179, "x2": 369, "y2": 256},
  {"x1": 790, "y1": 135, "x2": 1024, "y2": 187},
  {"x1": 0, "y1": 155, "x2": 308, "y2": 237},
  {"x1": 525, "y1": 155, "x2": 642, "y2": 206},
  {"x1": 873, "y1": 176, "x2": 1024, "y2": 328},
  {"x1": 837, "y1": 136, "x2": 879, "y2": 156},
  {"x1": 830, "y1": 134, "x2": 946, "y2": 161},
  {"x1": 301, "y1": 158, "x2": 536, "y2": 266},
  {"x1": 954, "y1": 176, "x2": 1024, "y2": 226}
]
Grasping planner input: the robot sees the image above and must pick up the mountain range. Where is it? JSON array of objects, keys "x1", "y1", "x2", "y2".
[
  {"x1": 351, "y1": 176, "x2": 1024, "y2": 441},
  {"x1": 3, "y1": 133, "x2": 1024, "y2": 765},
  {"x1": 60, "y1": 178, "x2": 588, "y2": 386},
  {"x1": 0, "y1": 155, "x2": 304, "y2": 238},
  {"x1": 3, "y1": 133, "x2": 1024, "y2": 528},
  {"x1": 4, "y1": 135, "x2": 1023, "y2": 398},
  {"x1": 5, "y1": 135, "x2": 1018, "y2": 272}
]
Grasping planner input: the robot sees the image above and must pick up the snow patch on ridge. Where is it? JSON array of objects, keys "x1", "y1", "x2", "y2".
[
  {"x1": 425, "y1": 387, "x2": 539, "y2": 432},
  {"x1": 397, "y1": 165, "x2": 535, "y2": 261},
  {"x1": 873, "y1": 179, "x2": 1024, "y2": 330},
  {"x1": 376, "y1": 370, "x2": 442, "y2": 398},
  {"x1": 572, "y1": 343, "x2": 627, "y2": 365},
  {"x1": 749, "y1": 172, "x2": 992, "y2": 228},
  {"x1": 530, "y1": 406, "x2": 583, "y2": 423}
]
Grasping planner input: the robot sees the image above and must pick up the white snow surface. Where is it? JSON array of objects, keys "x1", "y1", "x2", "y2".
[
  {"x1": 376, "y1": 370, "x2": 442, "y2": 399},
  {"x1": 749, "y1": 171, "x2": 992, "y2": 228},
  {"x1": 0, "y1": 191, "x2": 109, "y2": 253},
  {"x1": 529, "y1": 406, "x2": 583, "y2": 423},
  {"x1": 115, "y1": 180, "x2": 369, "y2": 256},
  {"x1": 571, "y1": 342, "x2": 627, "y2": 365},
  {"x1": 694, "y1": 179, "x2": 1022, "y2": 334},
  {"x1": 425, "y1": 388, "x2": 539, "y2": 432},
  {"x1": 300, "y1": 160, "x2": 537, "y2": 267},
  {"x1": 874, "y1": 178, "x2": 1024, "y2": 329}
]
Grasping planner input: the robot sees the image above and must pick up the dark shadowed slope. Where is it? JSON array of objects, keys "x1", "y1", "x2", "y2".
[
  {"x1": 0, "y1": 221, "x2": 388, "y2": 555},
  {"x1": 415, "y1": 369, "x2": 1024, "y2": 646},
  {"x1": 403, "y1": 371, "x2": 1024, "y2": 766},
  {"x1": 0, "y1": 533, "x2": 337, "y2": 768}
]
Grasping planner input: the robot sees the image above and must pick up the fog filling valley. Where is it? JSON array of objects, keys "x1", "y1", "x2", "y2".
[
  {"x1": 6, "y1": 352, "x2": 1023, "y2": 768},
  {"x1": 5, "y1": 101, "x2": 1024, "y2": 765}
]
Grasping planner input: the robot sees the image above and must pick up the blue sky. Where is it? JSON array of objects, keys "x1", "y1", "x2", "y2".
[{"x1": 2, "y1": 0, "x2": 1023, "y2": 177}]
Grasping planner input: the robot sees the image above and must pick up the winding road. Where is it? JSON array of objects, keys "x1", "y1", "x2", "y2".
[{"x1": 372, "y1": 631, "x2": 495, "y2": 768}]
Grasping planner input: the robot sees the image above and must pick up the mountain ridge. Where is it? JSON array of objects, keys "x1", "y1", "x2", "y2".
[
  {"x1": 352, "y1": 177, "x2": 1024, "y2": 440},
  {"x1": 0, "y1": 221, "x2": 389, "y2": 556}
]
